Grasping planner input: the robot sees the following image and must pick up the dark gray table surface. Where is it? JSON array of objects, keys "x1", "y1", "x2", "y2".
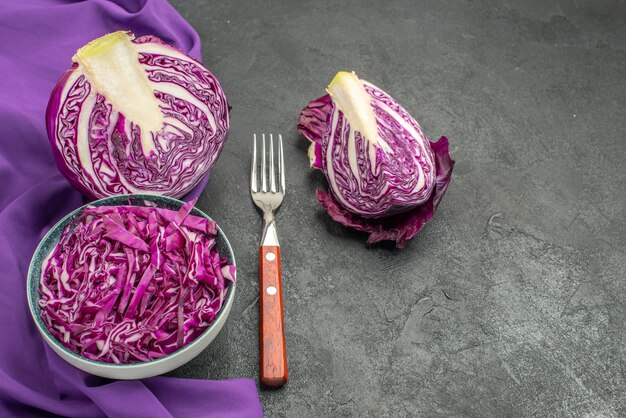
[{"x1": 168, "y1": 0, "x2": 625, "y2": 416}]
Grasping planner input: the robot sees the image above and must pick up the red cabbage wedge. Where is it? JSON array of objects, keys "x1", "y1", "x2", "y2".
[
  {"x1": 298, "y1": 72, "x2": 454, "y2": 248},
  {"x1": 46, "y1": 31, "x2": 229, "y2": 199},
  {"x1": 39, "y1": 199, "x2": 235, "y2": 364}
]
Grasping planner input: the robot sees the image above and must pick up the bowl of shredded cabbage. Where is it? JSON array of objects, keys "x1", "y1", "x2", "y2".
[{"x1": 27, "y1": 194, "x2": 236, "y2": 379}]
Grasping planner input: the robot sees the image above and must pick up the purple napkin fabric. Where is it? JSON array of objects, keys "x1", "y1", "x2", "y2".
[{"x1": 0, "y1": 1, "x2": 263, "y2": 417}]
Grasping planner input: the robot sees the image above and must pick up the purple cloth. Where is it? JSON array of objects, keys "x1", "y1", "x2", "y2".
[{"x1": 0, "y1": 1, "x2": 263, "y2": 417}]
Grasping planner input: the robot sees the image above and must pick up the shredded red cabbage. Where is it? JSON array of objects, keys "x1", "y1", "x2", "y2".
[{"x1": 39, "y1": 199, "x2": 235, "y2": 364}]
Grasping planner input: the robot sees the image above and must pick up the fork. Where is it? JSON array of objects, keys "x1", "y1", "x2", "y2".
[{"x1": 250, "y1": 133, "x2": 288, "y2": 388}]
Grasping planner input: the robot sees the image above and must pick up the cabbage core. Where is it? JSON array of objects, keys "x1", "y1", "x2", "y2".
[{"x1": 74, "y1": 31, "x2": 164, "y2": 135}]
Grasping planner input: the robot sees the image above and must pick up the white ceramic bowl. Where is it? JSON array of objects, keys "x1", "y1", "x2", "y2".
[{"x1": 27, "y1": 194, "x2": 236, "y2": 380}]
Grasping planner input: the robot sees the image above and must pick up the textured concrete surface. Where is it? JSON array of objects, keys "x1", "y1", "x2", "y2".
[{"x1": 168, "y1": 0, "x2": 626, "y2": 416}]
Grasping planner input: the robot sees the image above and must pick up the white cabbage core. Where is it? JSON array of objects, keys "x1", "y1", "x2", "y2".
[
  {"x1": 326, "y1": 71, "x2": 390, "y2": 153},
  {"x1": 73, "y1": 31, "x2": 164, "y2": 137}
]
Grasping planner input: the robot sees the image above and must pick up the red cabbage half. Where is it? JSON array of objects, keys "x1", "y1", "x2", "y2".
[
  {"x1": 298, "y1": 72, "x2": 454, "y2": 248},
  {"x1": 46, "y1": 31, "x2": 229, "y2": 199},
  {"x1": 39, "y1": 199, "x2": 235, "y2": 364}
]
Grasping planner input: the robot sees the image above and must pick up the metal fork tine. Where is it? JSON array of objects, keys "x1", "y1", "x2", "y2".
[
  {"x1": 269, "y1": 134, "x2": 276, "y2": 192},
  {"x1": 251, "y1": 133, "x2": 285, "y2": 208},
  {"x1": 251, "y1": 134, "x2": 258, "y2": 192},
  {"x1": 279, "y1": 134, "x2": 285, "y2": 193},
  {"x1": 261, "y1": 134, "x2": 267, "y2": 192}
]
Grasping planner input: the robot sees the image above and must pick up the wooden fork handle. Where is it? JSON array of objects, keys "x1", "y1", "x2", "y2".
[{"x1": 259, "y1": 245, "x2": 288, "y2": 387}]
